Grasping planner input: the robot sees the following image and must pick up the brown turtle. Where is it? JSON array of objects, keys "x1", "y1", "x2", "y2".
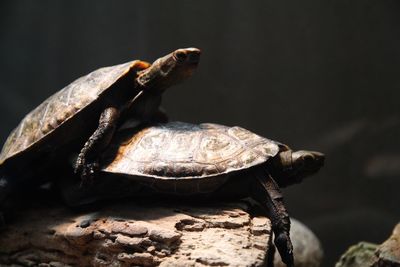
[
  {"x1": 0, "y1": 48, "x2": 201, "y2": 206},
  {"x1": 77, "y1": 121, "x2": 325, "y2": 267}
]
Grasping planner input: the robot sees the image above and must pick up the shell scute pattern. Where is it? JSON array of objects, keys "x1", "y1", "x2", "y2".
[
  {"x1": 137, "y1": 130, "x2": 170, "y2": 161},
  {"x1": 104, "y1": 122, "x2": 281, "y2": 180},
  {"x1": 0, "y1": 61, "x2": 137, "y2": 164},
  {"x1": 195, "y1": 132, "x2": 242, "y2": 164},
  {"x1": 165, "y1": 132, "x2": 201, "y2": 162}
]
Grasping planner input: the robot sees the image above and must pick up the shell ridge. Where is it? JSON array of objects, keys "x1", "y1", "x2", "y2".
[
  {"x1": 16, "y1": 117, "x2": 26, "y2": 139},
  {"x1": 39, "y1": 100, "x2": 51, "y2": 130},
  {"x1": 65, "y1": 83, "x2": 74, "y2": 106}
]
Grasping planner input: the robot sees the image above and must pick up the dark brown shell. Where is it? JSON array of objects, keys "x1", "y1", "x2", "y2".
[
  {"x1": 0, "y1": 60, "x2": 145, "y2": 165},
  {"x1": 103, "y1": 122, "x2": 286, "y2": 180}
]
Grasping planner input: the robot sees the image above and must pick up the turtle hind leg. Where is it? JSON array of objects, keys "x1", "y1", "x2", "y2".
[
  {"x1": 251, "y1": 167, "x2": 294, "y2": 267},
  {"x1": 74, "y1": 106, "x2": 120, "y2": 183}
]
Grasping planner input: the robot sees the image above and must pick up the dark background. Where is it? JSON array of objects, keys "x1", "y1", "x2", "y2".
[{"x1": 1, "y1": 1, "x2": 399, "y2": 265}]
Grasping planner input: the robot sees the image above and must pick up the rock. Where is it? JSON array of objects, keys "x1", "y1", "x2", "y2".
[
  {"x1": 374, "y1": 223, "x2": 400, "y2": 267},
  {"x1": 0, "y1": 199, "x2": 273, "y2": 267},
  {"x1": 335, "y1": 223, "x2": 400, "y2": 267},
  {"x1": 335, "y1": 242, "x2": 378, "y2": 267},
  {"x1": 274, "y1": 218, "x2": 324, "y2": 267}
]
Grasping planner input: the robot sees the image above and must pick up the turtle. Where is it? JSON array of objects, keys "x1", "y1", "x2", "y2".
[
  {"x1": 0, "y1": 48, "x2": 201, "y2": 207},
  {"x1": 62, "y1": 121, "x2": 325, "y2": 267}
]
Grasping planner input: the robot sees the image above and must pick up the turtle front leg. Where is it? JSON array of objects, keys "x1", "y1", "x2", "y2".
[
  {"x1": 74, "y1": 107, "x2": 120, "y2": 183},
  {"x1": 251, "y1": 167, "x2": 294, "y2": 267}
]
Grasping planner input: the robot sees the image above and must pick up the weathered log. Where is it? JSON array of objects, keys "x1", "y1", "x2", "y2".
[{"x1": 0, "y1": 198, "x2": 273, "y2": 267}]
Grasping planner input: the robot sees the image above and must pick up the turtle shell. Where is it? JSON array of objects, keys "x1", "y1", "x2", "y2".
[
  {"x1": 0, "y1": 60, "x2": 149, "y2": 167},
  {"x1": 103, "y1": 121, "x2": 287, "y2": 180}
]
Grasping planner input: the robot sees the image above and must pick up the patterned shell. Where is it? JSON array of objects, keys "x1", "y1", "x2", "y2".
[
  {"x1": 103, "y1": 122, "x2": 284, "y2": 179},
  {"x1": 0, "y1": 60, "x2": 144, "y2": 165}
]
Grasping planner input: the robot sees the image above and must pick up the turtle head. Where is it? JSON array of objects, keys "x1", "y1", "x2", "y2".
[
  {"x1": 136, "y1": 47, "x2": 201, "y2": 92},
  {"x1": 291, "y1": 150, "x2": 325, "y2": 175},
  {"x1": 272, "y1": 150, "x2": 325, "y2": 187}
]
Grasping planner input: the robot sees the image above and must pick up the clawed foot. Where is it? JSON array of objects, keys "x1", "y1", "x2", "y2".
[
  {"x1": 74, "y1": 158, "x2": 99, "y2": 186},
  {"x1": 274, "y1": 231, "x2": 295, "y2": 267}
]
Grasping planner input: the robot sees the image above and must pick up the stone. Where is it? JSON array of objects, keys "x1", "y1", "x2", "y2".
[
  {"x1": 335, "y1": 223, "x2": 400, "y2": 267},
  {"x1": 374, "y1": 223, "x2": 400, "y2": 267},
  {"x1": 335, "y1": 242, "x2": 378, "y2": 267},
  {"x1": 0, "y1": 199, "x2": 273, "y2": 267},
  {"x1": 274, "y1": 218, "x2": 324, "y2": 267}
]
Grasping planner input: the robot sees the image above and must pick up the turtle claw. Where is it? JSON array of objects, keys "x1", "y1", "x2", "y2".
[
  {"x1": 82, "y1": 161, "x2": 100, "y2": 186},
  {"x1": 75, "y1": 159, "x2": 99, "y2": 186},
  {"x1": 274, "y1": 231, "x2": 295, "y2": 267},
  {"x1": 73, "y1": 156, "x2": 84, "y2": 176}
]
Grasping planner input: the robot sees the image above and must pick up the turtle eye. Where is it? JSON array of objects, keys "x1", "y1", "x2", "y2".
[{"x1": 174, "y1": 50, "x2": 188, "y2": 62}]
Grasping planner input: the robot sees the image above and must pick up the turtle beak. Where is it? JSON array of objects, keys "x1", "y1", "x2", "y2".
[
  {"x1": 173, "y1": 48, "x2": 201, "y2": 65},
  {"x1": 300, "y1": 151, "x2": 325, "y2": 172},
  {"x1": 292, "y1": 150, "x2": 325, "y2": 173}
]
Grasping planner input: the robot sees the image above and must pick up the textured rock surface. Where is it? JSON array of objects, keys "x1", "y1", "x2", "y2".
[
  {"x1": 335, "y1": 223, "x2": 400, "y2": 267},
  {"x1": 274, "y1": 218, "x2": 323, "y2": 267},
  {"x1": 335, "y1": 242, "x2": 378, "y2": 267},
  {"x1": 0, "y1": 199, "x2": 272, "y2": 267},
  {"x1": 374, "y1": 223, "x2": 400, "y2": 267}
]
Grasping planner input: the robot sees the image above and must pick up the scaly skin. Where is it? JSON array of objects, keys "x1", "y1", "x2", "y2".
[
  {"x1": 251, "y1": 167, "x2": 294, "y2": 267},
  {"x1": 74, "y1": 107, "x2": 120, "y2": 184}
]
